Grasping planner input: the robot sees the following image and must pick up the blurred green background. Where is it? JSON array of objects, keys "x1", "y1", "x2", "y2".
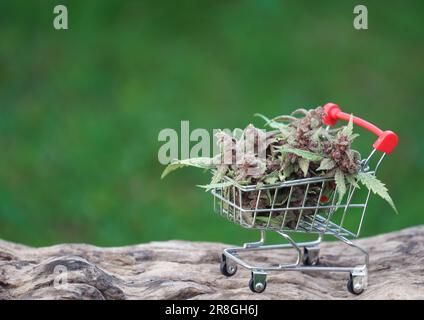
[{"x1": 0, "y1": 0, "x2": 423, "y2": 247}]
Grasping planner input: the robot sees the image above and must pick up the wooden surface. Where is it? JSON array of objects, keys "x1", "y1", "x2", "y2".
[{"x1": 0, "y1": 226, "x2": 423, "y2": 299}]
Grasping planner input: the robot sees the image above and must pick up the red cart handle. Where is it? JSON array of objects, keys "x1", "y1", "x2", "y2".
[{"x1": 322, "y1": 103, "x2": 398, "y2": 154}]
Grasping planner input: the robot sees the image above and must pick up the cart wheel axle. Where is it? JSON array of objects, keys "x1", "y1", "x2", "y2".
[
  {"x1": 347, "y1": 270, "x2": 367, "y2": 295},
  {"x1": 302, "y1": 246, "x2": 320, "y2": 266},
  {"x1": 220, "y1": 254, "x2": 237, "y2": 277},
  {"x1": 249, "y1": 272, "x2": 267, "y2": 293}
]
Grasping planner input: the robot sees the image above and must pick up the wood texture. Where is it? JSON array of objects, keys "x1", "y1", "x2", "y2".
[{"x1": 1, "y1": 226, "x2": 423, "y2": 300}]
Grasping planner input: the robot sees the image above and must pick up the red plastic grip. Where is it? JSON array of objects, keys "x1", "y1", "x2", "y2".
[{"x1": 322, "y1": 103, "x2": 398, "y2": 154}]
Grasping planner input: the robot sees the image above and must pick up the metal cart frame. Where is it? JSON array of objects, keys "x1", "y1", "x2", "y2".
[{"x1": 211, "y1": 103, "x2": 398, "y2": 294}]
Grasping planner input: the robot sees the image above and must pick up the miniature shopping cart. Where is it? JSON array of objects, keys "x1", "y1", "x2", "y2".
[{"x1": 211, "y1": 103, "x2": 398, "y2": 294}]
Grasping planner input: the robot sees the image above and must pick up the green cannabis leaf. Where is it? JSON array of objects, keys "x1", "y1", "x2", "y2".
[
  {"x1": 255, "y1": 113, "x2": 279, "y2": 128},
  {"x1": 263, "y1": 171, "x2": 279, "y2": 184},
  {"x1": 346, "y1": 174, "x2": 360, "y2": 189},
  {"x1": 317, "y1": 158, "x2": 336, "y2": 171},
  {"x1": 161, "y1": 157, "x2": 216, "y2": 179},
  {"x1": 197, "y1": 180, "x2": 234, "y2": 191},
  {"x1": 335, "y1": 169, "x2": 347, "y2": 205},
  {"x1": 298, "y1": 158, "x2": 310, "y2": 177},
  {"x1": 210, "y1": 164, "x2": 228, "y2": 185},
  {"x1": 278, "y1": 147, "x2": 323, "y2": 162},
  {"x1": 341, "y1": 114, "x2": 354, "y2": 137},
  {"x1": 357, "y1": 171, "x2": 398, "y2": 214}
]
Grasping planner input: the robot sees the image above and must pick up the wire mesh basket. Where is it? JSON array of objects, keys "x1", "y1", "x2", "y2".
[{"x1": 212, "y1": 168, "x2": 370, "y2": 239}]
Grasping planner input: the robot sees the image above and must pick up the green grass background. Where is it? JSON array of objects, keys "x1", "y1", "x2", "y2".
[{"x1": 0, "y1": 0, "x2": 423, "y2": 246}]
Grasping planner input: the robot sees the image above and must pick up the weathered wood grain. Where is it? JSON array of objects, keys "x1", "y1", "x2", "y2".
[{"x1": 1, "y1": 226, "x2": 423, "y2": 299}]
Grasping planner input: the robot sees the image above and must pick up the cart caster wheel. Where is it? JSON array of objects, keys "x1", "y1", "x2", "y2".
[
  {"x1": 303, "y1": 247, "x2": 320, "y2": 266},
  {"x1": 249, "y1": 272, "x2": 267, "y2": 293},
  {"x1": 347, "y1": 274, "x2": 365, "y2": 295},
  {"x1": 220, "y1": 255, "x2": 237, "y2": 277}
]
